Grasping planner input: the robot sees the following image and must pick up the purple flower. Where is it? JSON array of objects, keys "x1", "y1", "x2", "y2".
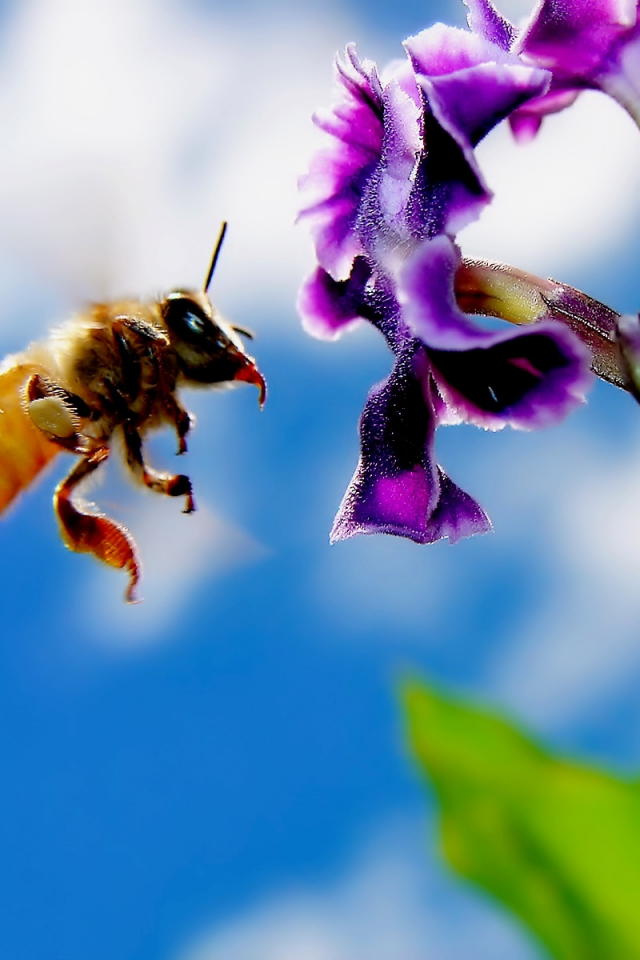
[
  {"x1": 298, "y1": 22, "x2": 592, "y2": 546},
  {"x1": 466, "y1": 0, "x2": 640, "y2": 138},
  {"x1": 329, "y1": 239, "x2": 590, "y2": 545}
]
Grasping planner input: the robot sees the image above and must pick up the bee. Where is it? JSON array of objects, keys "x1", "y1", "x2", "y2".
[{"x1": 0, "y1": 222, "x2": 265, "y2": 602}]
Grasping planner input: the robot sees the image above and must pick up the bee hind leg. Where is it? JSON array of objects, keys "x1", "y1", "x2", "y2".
[
  {"x1": 25, "y1": 373, "x2": 93, "y2": 452},
  {"x1": 54, "y1": 446, "x2": 141, "y2": 603},
  {"x1": 123, "y1": 423, "x2": 195, "y2": 514}
]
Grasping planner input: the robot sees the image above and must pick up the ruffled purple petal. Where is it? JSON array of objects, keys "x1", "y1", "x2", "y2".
[
  {"x1": 598, "y1": 19, "x2": 640, "y2": 115},
  {"x1": 514, "y1": 0, "x2": 640, "y2": 125},
  {"x1": 381, "y1": 56, "x2": 422, "y2": 106},
  {"x1": 428, "y1": 324, "x2": 592, "y2": 429},
  {"x1": 464, "y1": 0, "x2": 516, "y2": 51},
  {"x1": 426, "y1": 468, "x2": 492, "y2": 542},
  {"x1": 330, "y1": 346, "x2": 491, "y2": 544},
  {"x1": 406, "y1": 21, "x2": 514, "y2": 78},
  {"x1": 298, "y1": 45, "x2": 384, "y2": 280},
  {"x1": 398, "y1": 237, "x2": 593, "y2": 429},
  {"x1": 517, "y1": 0, "x2": 637, "y2": 79},
  {"x1": 508, "y1": 109, "x2": 543, "y2": 142},
  {"x1": 398, "y1": 235, "x2": 495, "y2": 349},
  {"x1": 297, "y1": 258, "x2": 372, "y2": 340},
  {"x1": 508, "y1": 87, "x2": 581, "y2": 141},
  {"x1": 403, "y1": 25, "x2": 549, "y2": 233},
  {"x1": 406, "y1": 24, "x2": 550, "y2": 148},
  {"x1": 404, "y1": 106, "x2": 490, "y2": 240},
  {"x1": 355, "y1": 80, "x2": 422, "y2": 256}
]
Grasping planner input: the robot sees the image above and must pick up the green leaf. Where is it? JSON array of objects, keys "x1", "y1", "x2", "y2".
[{"x1": 401, "y1": 679, "x2": 640, "y2": 960}]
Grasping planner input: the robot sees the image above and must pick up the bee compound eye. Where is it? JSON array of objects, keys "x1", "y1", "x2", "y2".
[
  {"x1": 183, "y1": 310, "x2": 206, "y2": 336},
  {"x1": 163, "y1": 296, "x2": 209, "y2": 342}
]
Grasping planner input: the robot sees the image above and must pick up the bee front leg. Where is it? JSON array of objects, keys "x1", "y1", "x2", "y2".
[
  {"x1": 54, "y1": 447, "x2": 141, "y2": 603},
  {"x1": 123, "y1": 423, "x2": 195, "y2": 513},
  {"x1": 164, "y1": 395, "x2": 192, "y2": 455}
]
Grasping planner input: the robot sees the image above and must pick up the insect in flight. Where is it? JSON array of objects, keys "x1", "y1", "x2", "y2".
[{"x1": 0, "y1": 222, "x2": 265, "y2": 601}]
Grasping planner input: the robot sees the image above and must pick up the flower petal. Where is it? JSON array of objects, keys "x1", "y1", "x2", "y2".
[
  {"x1": 330, "y1": 346, "x2": 491, "y2": 544},
  {"x1": 464, "y1": 0, "x2": 516, "y2": 51},
  {"x1": 406, "y1": 24, "x2": 550, "y2": 149},
  {"x1": 399, "y1": 235, "x2": 493, "y2": 349},
  {"x1": 403, "y1": 24, "x2": 549, "y2": 233},
  {"x1": 517, "y1": 0, "x2": 637, "y2": 79},
  {"x1": 428, "y1": 326, "x2": 592, "y2": 429},
  {"x1": 355, "y1": 80, "x2": 423, "y2": 256},
  {"x1": 399, "y1": 237, "x2": 592, "y2": 429},
  {"x1": 297, "y1": 259, "x2": 371, "y2": 340},
  {"x1": 508, "y1": 87, "x2": 580, "y2": 141},
  {"x1": 512, "y1": 0, "x2": 640, "y2": 128},
  {"x1": 298, "y1": 45, "x2": 384, "y2": 280}
]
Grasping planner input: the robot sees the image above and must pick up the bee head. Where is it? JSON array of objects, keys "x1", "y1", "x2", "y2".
[{"x1": 160, "y1": 291, "x2": 266, "y2": 406}]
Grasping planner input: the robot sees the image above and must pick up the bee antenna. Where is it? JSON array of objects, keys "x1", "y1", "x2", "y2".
[{"x1": 203, "y1": 221, "x2": 228, "y2": 294}]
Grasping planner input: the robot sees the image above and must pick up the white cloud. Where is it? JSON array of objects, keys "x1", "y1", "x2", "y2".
[
  {"x1": 311, "y1": 524, "x2": 463, "y2": 641},
  {"x1": 176, "y1": 819, "x2": 540, "y2": 960}
]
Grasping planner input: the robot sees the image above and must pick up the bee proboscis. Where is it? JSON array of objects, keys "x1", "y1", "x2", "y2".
[{"x1": 0, "y1": 223, "x2": 265, "y2": 602}]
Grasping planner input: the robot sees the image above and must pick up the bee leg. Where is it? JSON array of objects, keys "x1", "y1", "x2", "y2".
[
  {"x1": 25, "y1": 374, "x2": 93, "y2": 452},
  {"x1": 123, "y1": 423, "x2": 195, "y2": 514},
  {"x1": 164, "y1": 395, "x2": 192, "y2": 455},
  {"x1": 54, "y1": 447, "x2": 141, "y2": 603}
]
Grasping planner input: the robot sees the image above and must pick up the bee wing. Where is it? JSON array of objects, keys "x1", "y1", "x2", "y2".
[{"x1": 0, "y1": 358, "x2": 60, "y2": 513}]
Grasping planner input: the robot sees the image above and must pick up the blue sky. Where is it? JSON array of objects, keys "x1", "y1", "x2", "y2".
[{"x1": 0, "y1": 0, "x2": 639, "y2": 958}]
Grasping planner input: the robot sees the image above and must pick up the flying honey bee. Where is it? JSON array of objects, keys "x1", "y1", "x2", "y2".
[{"x1": 0, "y1": 223, "x2": 265, "y2": 602}]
